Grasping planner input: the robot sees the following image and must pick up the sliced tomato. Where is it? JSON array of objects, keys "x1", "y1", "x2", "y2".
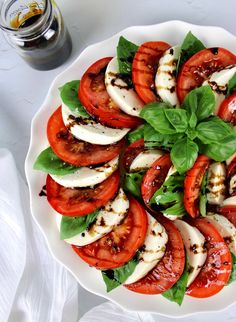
[
  {"x1": 177, "y1": 48, "x2": 236, "y2": 103},
  {"x1": 125, "y1": 216, "x2": 185, "y2": 294},
  {"x1": 228, "y1": 156, "x2": 236, "y2": 178},
  {"x1": 184, "y1": 155, "x2": 210, "y2": 218},
  {"x1": 122, "y1": 139, "x2": 145, "y2": 172},
  {"x1": 47, "y1": 106, "x2": 124, "y2": 167},
  {"x1": 186, "y1": 219, "x2": 232, "y2": 298},
  {"x1": 141, "y1": 154, "x2": 171, "y2": 207},
  {"x1": 132, "y1": 41, "x2": 171, "y2": 103},
  {"x1": 46, "y1": 170, "x2": 120, "y2": 216},
  {"x1": 218, "y1": 92, "x2": 236, "y2": 125},
  {"x1": 72, "y1": 196, "x2": 148, "y2": 269},
  {"x1": 218, "y1": 206, "x2": 236, "y2": 227},
  {"x1": 78, "y1": 57, "x2": 142, "y2": 129}
]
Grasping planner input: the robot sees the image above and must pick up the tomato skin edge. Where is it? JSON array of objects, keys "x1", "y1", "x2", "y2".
[{"x1": 184, "y1": 155, "x2": 211, "y2": 218}]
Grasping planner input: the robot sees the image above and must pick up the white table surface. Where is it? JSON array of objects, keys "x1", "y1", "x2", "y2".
[{"x1": 1, "y1": 0, "x2": 236, "y2": 320}]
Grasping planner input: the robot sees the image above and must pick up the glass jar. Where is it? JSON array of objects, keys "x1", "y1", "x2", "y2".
[{"x1": 0, "y1": 0, "x2": 72, "y2": 70}]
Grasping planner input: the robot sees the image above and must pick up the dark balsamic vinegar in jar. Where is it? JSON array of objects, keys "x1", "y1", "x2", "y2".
[{"x1": 1, "y1": 0, "x2": 72, "y2": 70}]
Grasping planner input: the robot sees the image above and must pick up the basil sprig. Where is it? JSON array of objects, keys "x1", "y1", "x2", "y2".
[
  {"x1": 140, "y1": 85, "x2": 236, "y2": 173},
  {"x1": 102, "y1": 252, "x2": 140, "y2": 292},
  {"x1": 117, "y1": 36, "x2": 138, "y2": 77},
  {"x1": 176, "y1": 31, "x2": 205, "y2": 73},
  {"x1": 124, "y1": 171, "x2": 145, "y2": 199},
  {"x1": 150, "y1": 172, "x2": 186, "y2": 216},
  {"x1": 227, "y1": 252, "x2": 236, "y2": 285},
  {"x1": 34, "y1": 147, "x2": 79, "y2": 175},
  {"x1": 162, "y1": 257, "x2": 189, "y2": 305},
  {"x1": 60, "y1": 80, "x2": 89, "y2": 117},
  {"x1": 60, "y1": 211, "x2": 99, "y2": 240}
]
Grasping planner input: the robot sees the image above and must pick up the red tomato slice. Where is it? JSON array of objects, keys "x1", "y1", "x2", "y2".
[
  {"x1": 132, "y1": 41, "x2": 171, "y2": 103},
  {"x1": 218, "y1": 92, "x2": 236, "y2": 125},
  {"x1": 47, "y1": 106, "x2": 124, "y2": 167},
  {"x1": 125, "y1": 216, "x2": 185, "y2": 294},
  {"x1": 72, "y1": 196, "x2": 148, "y2": 269},
  {"x1": 184, "y1": 155, "x2": 210, "y2": 218},
  {"x1": 177, "y1": 48, "x2": 236, "y2": 103},
  {"x1": 218, "y1": 206, "x2": 236, "y2": 227},
  {"x1": 141, "y1": 154, "x2": 171, "y2": 207},
  {"x1": 78, "y1": 57, "x2": 142, "y2": 129},
  {"x1": 46, "y1": 170, "x2": 120, "y2": 216},
  {"x1": 122, "y1": 139, "x2": 145, "y2": 172},
  {"x1": 228, "y1": 156, "x2": 236, "y2": 178},
  {"x1": 186, "y1": 219, "x2": 232, "y2": 298}
]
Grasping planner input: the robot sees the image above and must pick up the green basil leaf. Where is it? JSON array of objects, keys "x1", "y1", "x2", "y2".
[
  {"x1": 124, "y1": 172, "x2": 145, "y2": 199},
  {"x1": 227, "y1": 73, "x2": 236, "y2": 97},
  {"x1": 164, "y1": 109, "x2": 188, "y2": 133},
  {"x1": 144, "y1": 124, "x2": 184, "y2": 149},
  {"x1": 171, "y1": 137, "x2": 198, "y2": 174},
  {"x1": 199, "y1": 135, "x2": 236, "y2": 162},
  {"x1": 102, "y1": 253, "x2": 140, "y2": 292},
  {"x1": 199, "y1": 171, "x2": 208, "y2": 217},
  {"x1": 60, "y1": 80, "x2": 89, "y2": 117},
  {"x1": 155, "y1": 191, "x2": 181, "y2": 205},
  {"x1": 227, "y1": 253, "x2": 236, "y2": 285},
  {"x1": 196, "y1": 116, "x2": 234, "y2": 144},
  {"x1": 162, "y1": 199, "x2": 186, "y2": 216},
  {"x1": 60, "y1": 211, "x2": 99, "y2": 240},
  {"x1": 177, "y1": 31, "x2": 205, "y2": 74},
  {"x1": 117, "y1": 36, "x2": 138, "y2": 76},
  {"x1": 127, "y1": 125, "x2": 145, "y2": 144},
  {"x1": 162, "y1": 257, "x2": 189, "y2": 305},
  {"x1": 34, "y1": 147, "x2": 79, "y2": 175},
  {"x1": 140, "y1": 104, "x2": 178, "y2": 134},
  {"x1": 183, "y1": 86, "x2": 215, "y2": 123}
]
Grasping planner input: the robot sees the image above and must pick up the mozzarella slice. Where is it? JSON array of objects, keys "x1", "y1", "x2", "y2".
[
  {"x1": 155, "y1": 46, "x2": 180, "y2": 107},
  {"x1": 105, "y1": 57, "x2": 144, "y2": 116},
  {"x1": 129, "y1": 149, "x2": 164, "y2": 172},
  {"x1": 61, "y1": 103, "x2": 129, "y2": 145},
  {"x1": 174, "y1": 220, "x2": 207, "y2": 287},
  {"x1": 56, "y1": 188, "x2": 129, "y2": 246},
  {"x1": 229, "y1": 175, "x2": 236, "y2": 196},
  {"x1": 50, "y1": 156, "x2": 118, "y2": 188},
  {"x1": 206, "y1": 213, "x2": 236, "y2": 256},
  {"x1": 206, "y1": 162, "x2": 226, "y2": 205},
  {"x1": 203, "y1": 66, "x2": 236, "y2": 114},
  {"x1": 223, "y1": 195, "x2": 236, "y2": 206},
  {"x1": 125, "y1": 214, "x2": 168, "y2": 285}
]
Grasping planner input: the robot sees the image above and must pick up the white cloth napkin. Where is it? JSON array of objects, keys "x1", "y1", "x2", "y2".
[{"x1": 0, "y1": 149, "x2": 79, "y2": 322}]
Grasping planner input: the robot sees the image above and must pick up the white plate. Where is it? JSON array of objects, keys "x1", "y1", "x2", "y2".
[{"x1": 25, "y1": 21, "x2": 236, "y2": 318}]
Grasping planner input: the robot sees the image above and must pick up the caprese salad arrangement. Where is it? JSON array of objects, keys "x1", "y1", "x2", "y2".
[{"x1": 34, "y1": 31, "x2": 236, "y2": 305}]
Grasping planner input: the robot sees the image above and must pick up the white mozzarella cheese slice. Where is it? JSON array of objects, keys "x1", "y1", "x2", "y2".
[
  {"x1": 61, "y1": 103, "x2": 129, "y2": 145},
  {"x1": 229, "y1": 175, "x2": 236, "y2": 196},
  {"x1": 203, "y1": 66, "x2": 236, "y2": 114},
  {"x1": 129, "y1": 149, "x2": 164, "y2": 172},
  {"x1": 105, "y1": 57, "x2": 144, "y2": 117},
  {"x1": 56, "y1": 188, "x2": 129, "y2": 246},
  {"x1": 206, "y1": 213, "x2": 236, "y2": 256},
  {"x1": 155, "y1": 46, "x2": 180, "y2": 107},
  {"x1": 124, "y1": 214, "x2": 168, "y2": 285},
  {"x1": 206, "y1": 162, "x2": 226, "y2": 205},
  {"x1": 223, "y1": 195, "x2": 236, "y2": 206},
  {"x1": 174, "y1": 220, "x2": 207, "y2": 287},
  {"x1": 50, "y1": 156, "x2": 118, "y2": 188}
]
